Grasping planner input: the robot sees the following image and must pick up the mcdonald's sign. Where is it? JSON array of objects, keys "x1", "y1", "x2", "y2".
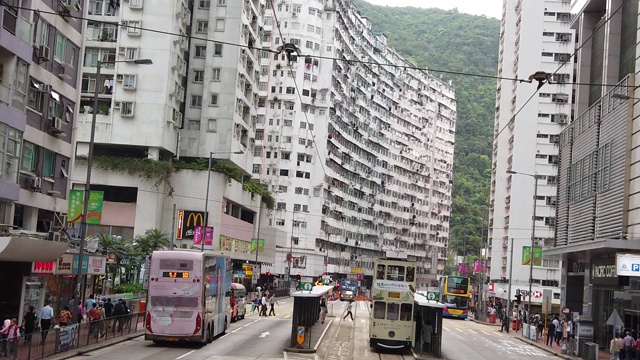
[{"x1": 176, "y1": 210, "x2": 207, "y2": 239}]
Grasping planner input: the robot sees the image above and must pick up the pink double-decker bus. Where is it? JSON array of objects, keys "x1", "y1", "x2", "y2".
[{"x1": 145, "y1": 250, "x2": 232, "y2": 343}]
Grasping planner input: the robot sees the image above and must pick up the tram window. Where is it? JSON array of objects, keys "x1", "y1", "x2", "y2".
[
  {"x1": 400, "y1": 304, "x2": 412, "y2": 321},
  {"x1": 386, "y1": 265, "x2": 405, "y2": 281},
  {"x1": 406, "y1": 267, "x2": 415, "y2": 282},
  {"x1": 376, "y1": 265, "x2": 385, "y2": 279},
  {"x1": 374, "y1": 302, "x2": 386, "y2": 319},
  {"x1": 387, "y1": 303, "x2": 399, "y2": 320}
]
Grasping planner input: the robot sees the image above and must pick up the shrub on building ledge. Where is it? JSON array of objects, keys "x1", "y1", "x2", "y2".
[{"x1": 79, "y1": 156, "x2": 275, "y2": 210}]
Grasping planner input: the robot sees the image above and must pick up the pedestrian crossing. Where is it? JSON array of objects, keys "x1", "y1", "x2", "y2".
[
  {"x1": 442, "y1": 325, "x2": 551, "y2": 358},
  {"x1": 443, "y1": 326, "x2": 504, "y2": 337}
]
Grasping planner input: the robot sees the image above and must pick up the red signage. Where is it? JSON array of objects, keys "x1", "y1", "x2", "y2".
[
  {"x1": 488, "y1": 282, "x2": 495, "y2": 292},
  {"x1": 532, "y1": 290, "x2": 542, "y2": 298},
  {"x1": 32, "y1": 261, "x2": 55, "y2": 274}
]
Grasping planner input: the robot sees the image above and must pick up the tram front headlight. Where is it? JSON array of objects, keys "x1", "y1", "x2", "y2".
[{"x1": 388, "y1": 331, "x2": 395, "y2": 338}]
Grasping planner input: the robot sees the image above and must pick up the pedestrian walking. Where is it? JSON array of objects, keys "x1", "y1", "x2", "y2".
[
  {"x1": 1, "y1": 317, "x2": 10, "y2": 357},
  {"x1": 611, "y1": 333, "x2": 621, "y2": 360},
  {"x1": 22, "y1": 305, "x2": 36, "y2": 345},
  {"x1": 622, "y1": 331, "x2": 635, "y2": 360},
  {"x1": 6, "y1": 319, "x2": 19, "y2": 357},
  {"x1": 260, "y1": 295, "x2": 268, "y2": 316},
  {"x1": 343, "y1": 301, "x2": 354, "y2": 321},
  {"x1": 112, "y1": 299, "x2": 126, "y2": 333},
  {"x1": 546, "y1": 321, "x2": 556, "y2": 347},
  {"x1": 39, "y1": 300, "x2": 54, "y2": 342},
  {"x1": 251, "y1": 297, "x2": 259, "y2": 314},
  {"x1": 319, "y1": 298, "x2": 328, "y2": 324},
  {"x1": 268, "y1": 294, "x2": 279, "y2": 316}
]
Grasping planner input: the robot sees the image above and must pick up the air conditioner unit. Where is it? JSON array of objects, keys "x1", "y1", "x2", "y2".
[
  {"x1": 558, "y1": 55, "x2": 567, "y2": 62},
  {"x1": 113, "y1": 101, "x2": 121, "y2": 109},
  {"x1": 558, "y1": 115, "x2": 568, "y2": 124},
  {"x1": 173, "y1": 111, "x2": 183, "y2": 128},
  {"x1": 51, "y1": 117, "x2": 64, "y2": 132},
  {"x1": 36, "y1": 45, "x2": 50, "y2": 61},
  {"x1": 120, "y1": 21, "x2": 128, "y2": 29},
  {"x1": 116, "y1": 74, "x2": 124, "y2": 82},
  {"x1": 57, "y1": 68, "x2": 71, "y2": 81},
  {"x1": 31, "y1": 176, "x2": 42, "y2": 190},
  {"x1": 292, "y1": 12, "x2": 298, "y2": 17},
  {"x1": 118, "y1": 47, "x2": 126, "y2": 55}
]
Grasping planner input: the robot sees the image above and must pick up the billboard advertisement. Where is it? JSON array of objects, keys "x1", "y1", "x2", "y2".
[{"x1": 176, "y1": 210, "x2": 207, "y2": 239}]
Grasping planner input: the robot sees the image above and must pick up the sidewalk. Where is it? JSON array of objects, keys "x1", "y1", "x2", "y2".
[
  {"x1": 45, "y1": 331, "x2": 144, "y2": 360},
  {"x1": 469, "y1": 314, "x2": 610, "y2": 360}
]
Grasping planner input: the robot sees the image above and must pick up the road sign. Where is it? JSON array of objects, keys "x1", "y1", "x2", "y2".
[
  {"x1": 350, "y1": 267, "x2": 364, "y2": 274},
  {"x1": 426, "y1": 291, "x2": 439, "y2": 301},
  {"x1": 562, "y1": 307, "x2": 570, "y2": 315},
  {"x1": 297, "y1": 326, "x2": 305, "y2": 345},
  {"x1": 543, "y1": 289, "x2": 552, "y2": 313},
  {"x1": 301, "y1": 282, "x2": 312, "y2": 291}
]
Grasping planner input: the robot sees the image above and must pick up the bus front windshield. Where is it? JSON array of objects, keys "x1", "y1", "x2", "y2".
[{"x1": 442, "y1": 295, "x2": 469, "y2": 309}]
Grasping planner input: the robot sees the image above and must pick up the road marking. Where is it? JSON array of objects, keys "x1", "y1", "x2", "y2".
[
  {"x1": 231, "y1": 328, "x2": 240, "y2": 333},
  {"x1": 284, "y1": 315, "x2": 292, "y2": 319},
  {"x1": 467, "y1": 329, "x2": 476, "y2": 334},
  {"x1": 443, "y1": 326, "x2": 449, "y2": 331},
  {"x1": 480, "y1": 330, "x2": 491, "y2": 335},
  {"x1": 455, "y1": 328, "x2": 464, "y2": 333},
  {"x1": 220, "y1": 333, "x2": 229, "y2": 338},
  {"x1": 175, "y1": 350, "x2": 195, "y2": 359},
  {"x1": 242, "y1": 323, "x2": 251, "y2": 327}
]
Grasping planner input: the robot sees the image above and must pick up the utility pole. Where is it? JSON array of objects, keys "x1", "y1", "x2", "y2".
[
  {"x1": 253, "y1": 204, "x2": 262, "y2": 294},
  {"x1": 527, "y1": 176, "x2": 539, "y2": 319},
  {"x1": 505, "y1": 237, "x2": 514, "y2": 333}
]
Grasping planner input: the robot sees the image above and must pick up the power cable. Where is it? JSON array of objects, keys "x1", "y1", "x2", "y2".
[
  {"x1": 493, "y1": 0, "x2": 630, "y2": 141},
  {"x1": 13, "y1": 4, "x2": 632, "y2": 89}
]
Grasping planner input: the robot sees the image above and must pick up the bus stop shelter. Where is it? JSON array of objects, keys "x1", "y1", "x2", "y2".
[
  {"x1": 413, "y1": 292, "x2": 445, "y2": 358},
  {"x1": 288, "y1": 285, "x2": 333, "y2": 350}
]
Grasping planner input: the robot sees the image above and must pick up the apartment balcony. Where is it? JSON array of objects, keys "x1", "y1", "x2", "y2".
[{"x1": 0, "y1": 8, "x2": 32, "y2": 62}]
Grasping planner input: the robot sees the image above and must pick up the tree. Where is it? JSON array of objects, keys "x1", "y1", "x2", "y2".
[{"x1": 133, "y1": 229, "x2": 171, "y2": 257}]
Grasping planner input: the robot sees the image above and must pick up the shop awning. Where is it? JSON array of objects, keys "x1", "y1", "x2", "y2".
[{"x1": 0, "y1": 236, "x2": 69, "y2": 262}]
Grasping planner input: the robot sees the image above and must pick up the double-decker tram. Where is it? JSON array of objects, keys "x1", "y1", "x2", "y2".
[
  {"x1": 369, "y1": 251, "x2": 416, "y2": 350},
  {"x1": 438, "y1": 276, "x2": 471, "y2": 319},
  {"x1": 145, "y1": 250, "x2": 232, "y2": 343}
]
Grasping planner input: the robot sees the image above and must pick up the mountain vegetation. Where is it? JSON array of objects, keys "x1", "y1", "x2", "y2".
[{"x1": 353, "y1": 1, "x2": 500, "y2": 271}]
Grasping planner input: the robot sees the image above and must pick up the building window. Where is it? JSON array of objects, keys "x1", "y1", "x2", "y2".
[
  {"x1": 252, "y1": 164, "x2": 260, "y2": 174},
  {"x1": 196, "y1": 21, "x2": 208, "y2": 33},
  {"x1": 209, "y1": 93, "x2": 218, "y2": 106},
  {"x1": 27, "y1": 79, "x2": 44, "y2": 113},
  {"x1": 276, "y1": 202, "x2": 286, "y2": 210},
  {"x1": 193, "y1": 70, "x2": 204, "y2": 83},
  {"x1": 195, "y1": 45, "x2": 207, "y2": 58},
  {"x1": 43, "y1": 149, "x2": 56, "y2": 179},
  {"x1": 199, "y1": 0, "x2": 210, "y2": 8},
  {"x1": 279, "y1": 169, "x2": 289, "y2": 176},
  {"x1": 215, "y1": 18, "x2": 225, "y2": 31},
  {"x1": 211, "y1": 68, "x2": 221, "y2": 81},
  {"x1": 214, "y1": 43, "x2": 223, "y2": 56},
  {"x1": 187, "y1": 119, "x2": 200, "y2": 130},
  {"x1": 126, "y1": 21, "x2": 141, "y2": 35},
  {"x1": 21, "y1": 141, "x2": 37, "y2": 173},
  {"x1": 120, "y1": 101, "x2": 134, "y2": 116},
  {"x1": 191, "y1": 95, "x2": 202, "y2": 108},
  {"x1": 293, "y1": 204, "x2": 301, "y2": 211},
  {"x1": 54, "y1": 33, "x2": 67, "y2": 63},
  {"x1": 292, "y1": 237, "x2": 299, "y2": 245},
  {"x1": 36, "y1": 20, "x2": 50, "y2": 47},
  {"x1": 278, "y1": 185, "x2": 287, "y2": 192},
  {"x1": 275, "y1": 219, "x2": 285, "y2": 226},
  {"x1": 207, "y1": 119, "x2": 217, "y2": 132},
  {"x1": 122, "y1": 74, "x2": 136, "y2": 89},
  {"x1": 125, "y1": 47, "x2": 138, "y2": 60},
  {"x1": 129, "y1": 0, "x2": 143, "y2": 9},
  {"x1": 218, "y1": 0, "x2": 226, "y2": 5}
]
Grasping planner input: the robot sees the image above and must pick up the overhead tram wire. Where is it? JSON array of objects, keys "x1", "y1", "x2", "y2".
[
  {"x1": 269, "y1": 0, "x2": 328, "y2": 178},
  {"x1": 13, "y1": 4, "x2": 634, "y2": 89},
  {"x1": 493, "y1": 0, "x2": 630, "y2": 141}
]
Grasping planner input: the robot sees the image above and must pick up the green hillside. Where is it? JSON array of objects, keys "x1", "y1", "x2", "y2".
[{"x1": 353, "y1": 1, "x2": 500, "y2": 265}]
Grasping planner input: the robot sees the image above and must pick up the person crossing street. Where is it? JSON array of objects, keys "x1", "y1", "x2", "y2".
[
  {"x1": 343, "y1": 301, "x2": 354, "y2": 321},
  {"x1": 268, "y1": 294, "x2": 279, "y2": 316}
]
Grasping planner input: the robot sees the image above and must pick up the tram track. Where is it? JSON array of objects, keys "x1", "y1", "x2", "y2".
[{"x1": 322, "y1": 302, "x2": 356, "y2": 360}]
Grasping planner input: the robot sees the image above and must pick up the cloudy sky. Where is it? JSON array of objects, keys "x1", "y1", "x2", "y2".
[{"x1": 363, "y1": 0, "x2": 503, "y2": 19}]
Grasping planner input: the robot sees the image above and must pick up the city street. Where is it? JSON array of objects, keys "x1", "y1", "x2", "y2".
[{"x1": 66, "y1": 300, "x2": 550, "y2": 360}]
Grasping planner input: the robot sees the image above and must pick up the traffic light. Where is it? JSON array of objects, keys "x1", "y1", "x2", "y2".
[{"x1": 514, "y1": 293, "x2": 522, "y2": 304}]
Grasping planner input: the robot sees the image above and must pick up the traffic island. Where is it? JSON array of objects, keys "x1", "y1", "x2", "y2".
[{"x1": 285, "y1": 285, "x2": 334, "y2": 353}]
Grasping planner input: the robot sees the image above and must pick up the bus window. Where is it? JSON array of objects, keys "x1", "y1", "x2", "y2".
[
  {"x1": 387, "y1": 303, "x2": 399, "y2": 320},
  {"x1": 386, "y1": 266, "x2": 405, "y2": 281},
  {"x1": 373, "y1": 302, "x2": 386, "y2": 319},
  {"x1": 400, "y1": 304, "x2": 412, "y2": 321},
  {"x1": 376, "y1": 265, "x2": 385, "y2": 280},
  {"x1": 406, "y1": 267, "x2": 415, "y2": 282}
]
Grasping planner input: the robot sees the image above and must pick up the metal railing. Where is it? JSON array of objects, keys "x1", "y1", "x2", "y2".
[{"x1": 0, "y1": 312, "x2": 144, "y2": 360}]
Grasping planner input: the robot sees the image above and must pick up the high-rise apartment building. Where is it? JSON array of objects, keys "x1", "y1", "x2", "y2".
[
  {"x1": 73, "y1": 0, "x2": 186, "y2": 237},
  {"x1": 255, "y1": 0, "x2": 456, "y2": 288},
  {"x1": 488, "y1": 0, "x2": 574, "y2": 311},
  {"x1": 0, "y1": 0, "x2": 84, "y2": 324}
]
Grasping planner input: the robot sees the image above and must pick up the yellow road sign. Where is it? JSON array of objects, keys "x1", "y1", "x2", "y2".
[{"x1": 351, "y1": 267, "x2": 364, "y2": 274}]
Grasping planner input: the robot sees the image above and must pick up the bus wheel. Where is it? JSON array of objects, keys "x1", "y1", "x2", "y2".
[{"x1": 208, "y1": 325, "x2": 214, "y2": 343}]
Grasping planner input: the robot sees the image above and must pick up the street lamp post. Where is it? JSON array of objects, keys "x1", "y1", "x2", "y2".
[
  {"x1": 73, "y1": 59, "x2": 152, "y2": 323},
  {"x1": 507, "y1": 170, "x2": 538, "y2": 320},
  {"x1": 202, "y1": 150, "x2": 244, "y2": 252}
]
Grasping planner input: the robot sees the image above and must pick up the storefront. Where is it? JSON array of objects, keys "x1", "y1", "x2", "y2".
[{"x1": 590, "y1": 254, "x2": 631, "y2": 348}]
